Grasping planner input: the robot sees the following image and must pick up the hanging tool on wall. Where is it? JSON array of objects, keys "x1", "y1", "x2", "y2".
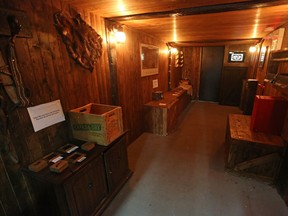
[
  {"x1": 0, "y1": 15, "x2": 29, "y2": 164},
  {"x1": 5, "y1": 15, "x2": 30, "y2": 107},
  {"x1": 0, "y1": 94, "x2": 5, "y2": 149},
  {"x1": 0, "y1": 94, "x2": 19, "y2": 163},
  {"x1": 0, "y1": 51, "x2": 20, "y2": 107}
]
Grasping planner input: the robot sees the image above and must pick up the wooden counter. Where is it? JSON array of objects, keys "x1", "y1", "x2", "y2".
[{"x1": 144, "y1": 87, "x2": 191, "y2": 136}]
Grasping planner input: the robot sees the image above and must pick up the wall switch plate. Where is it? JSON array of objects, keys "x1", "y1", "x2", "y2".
[{"x1": 153, "y1": 79, "x2": 158, "y2": 88}]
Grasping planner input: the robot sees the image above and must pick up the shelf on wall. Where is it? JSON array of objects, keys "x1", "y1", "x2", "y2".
[{"x1": 265, "y1": 49, "x2": 288, "y2": 95}]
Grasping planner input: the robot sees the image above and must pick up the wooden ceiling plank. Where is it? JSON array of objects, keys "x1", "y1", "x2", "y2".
[
  {"x1": 119, "y1": 4, "x2": 288, "y2": 43},
  {"x1": 170, "y1": 39, "x2": 261, "y2": 47},
  {"x1": 108, "y1": 0, "x2": 288, "y2": 21}
]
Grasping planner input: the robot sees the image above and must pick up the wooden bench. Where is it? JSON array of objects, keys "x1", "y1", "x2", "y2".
[
  {"x1": 226, "y1": 114, "x2": 286, "y2": 182},
  {"x1": 144, "y1": 87, "x2": 191, "y2": 136}
]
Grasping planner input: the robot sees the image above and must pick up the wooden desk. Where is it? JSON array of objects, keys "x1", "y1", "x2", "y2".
[{"x1": 226, "y1": 114, "x2": 286, "y2": 182}]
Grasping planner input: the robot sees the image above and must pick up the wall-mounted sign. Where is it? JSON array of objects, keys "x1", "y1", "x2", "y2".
[
  {"x1": 259, "y1": 46, "x2": 267, "y2": 68},
  {"x1": 271, "y1": 28, "x2": 285, "y2": 51},
  {"x1": 27, "y1": 100, "x2": 65, "y2": 132},
  {"x1": 228, "y1": 51, "x2": 246, "y2": 63}
]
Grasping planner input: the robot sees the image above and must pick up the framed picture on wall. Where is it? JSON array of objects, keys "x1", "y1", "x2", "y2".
[
  {"x1": 140, "y1": 44, "x2": 159, "y2": 77},
  {"x1": 258, "y1": 46, "x2": 268, "y2": 68}
]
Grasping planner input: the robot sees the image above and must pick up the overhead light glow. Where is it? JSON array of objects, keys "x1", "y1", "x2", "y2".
[
  {"x1": 173, "y1": 16, "x2": 177, "y2": 42},
  {"x1": 252, "y1": 9, "x2": 261, "y2": 38},
  {"x1": 118, "y1": 0, "x2": 126, "y2": 14}
]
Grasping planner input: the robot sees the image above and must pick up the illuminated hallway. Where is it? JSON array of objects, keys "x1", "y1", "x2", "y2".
[{"x1": 102, "y1": 101, "x2": 288, "y2": 216}]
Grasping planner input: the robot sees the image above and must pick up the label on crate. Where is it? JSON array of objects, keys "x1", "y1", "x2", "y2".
[{"x1": 73, "y1": 123, "x2": 102, "y2": 131}]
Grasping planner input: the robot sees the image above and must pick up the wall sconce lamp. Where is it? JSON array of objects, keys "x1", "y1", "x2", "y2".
[
  {"x1": 171, "y1": 47, "x2": 178, "y2": 54},
  {"x1": 249, "y1": 46, "x2": 257, "y2": 53},
  {"x1": 108, "y1": 22, "x2": 126, "y2": 43},
  {"x1": 114, "y1": 30, "x2": 126, "y2": 43}
]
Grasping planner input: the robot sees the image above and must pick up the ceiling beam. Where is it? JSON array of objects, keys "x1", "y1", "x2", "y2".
[
  {"x1": 169, "y1": 38, "x2": 261, "y2": 47},
  {"x1": 108, "y1": 0, "x2": 288, "y2": 21}
]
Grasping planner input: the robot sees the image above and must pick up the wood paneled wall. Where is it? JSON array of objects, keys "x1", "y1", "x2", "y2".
[
  {"x1": 181, "y1": 47, "x2": 202, "y2": 99},
  {"x1": 112, "y1": 24, "x2": 168, "y2": 141},
  {"x1": 179, "y1": 43, "x2": 256, "y2": 101},
  {"x1": 224, "y1": 43, "x2": 256, "y2": 79},
  {"x1": 0, "y1": 1, "x2": 168, "y2": 215},
  {"x1": 0, "y1": 1, "x2": 110, "y2": 215}
]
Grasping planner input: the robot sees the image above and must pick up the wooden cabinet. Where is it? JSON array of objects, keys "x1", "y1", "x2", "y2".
[{"x1": 23, "y1": 133, "x2": 132, "y2": 216}]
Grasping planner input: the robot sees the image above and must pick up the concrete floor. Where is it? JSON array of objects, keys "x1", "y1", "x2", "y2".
[{"x1": 102, "y1": 101, "x2": 288, "y2": 216}]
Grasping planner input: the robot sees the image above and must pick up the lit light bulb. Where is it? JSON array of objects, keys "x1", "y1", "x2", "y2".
[
  {"x1": 249, "y1": 46, "x2": 257, "y2": 53},
  {"x1": 115, "y1": 31, "x2": 126, "y2": 43},
  {"x1": 171, "y1": 48, "x2": 178, "y2": 54}
]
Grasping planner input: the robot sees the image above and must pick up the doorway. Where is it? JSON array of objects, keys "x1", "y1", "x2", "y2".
[{"x1": 199, "y1": 46, "x2": 224, "y2": 102}]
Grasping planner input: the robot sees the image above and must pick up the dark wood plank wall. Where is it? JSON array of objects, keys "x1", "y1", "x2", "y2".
[
  {"x1": 0, "y1": 0, "x2": 107, "y2": 214},
  {"x1": 114, "y1": 25, "x2": 168, "y2": 141},
  {"x1": 180, "y1": 43, "x2": 256, "y2": 101},
  {"x1": 2, "y1": 0, "x2": 284, "y2": 214},
  {"x1": 181, "y1": 47, "x2": 202, "y2": 99},
  {"x1": 0, "y1": 0, "x2": 168, "y2": 214}
]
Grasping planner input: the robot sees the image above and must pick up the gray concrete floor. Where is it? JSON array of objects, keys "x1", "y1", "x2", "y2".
[{"x1": 102, "y1": 101, "x2": 288, "y2": 216}]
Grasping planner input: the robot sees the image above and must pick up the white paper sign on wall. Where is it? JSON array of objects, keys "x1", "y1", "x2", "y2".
[
  {"x1": 27, "y1": 99, "x2": 65, "y2": 132},
  {"x1": 152, "y1": 79, "x2": 158, "y2": 88}
]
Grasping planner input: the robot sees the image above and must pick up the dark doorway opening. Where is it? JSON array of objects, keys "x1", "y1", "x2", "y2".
[{"x1": 199, "y1": 46, "x2": 224, "y2": 102}]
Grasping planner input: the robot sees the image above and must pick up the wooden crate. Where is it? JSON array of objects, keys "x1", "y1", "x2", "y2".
[
  {"x1": 69, "y1": 103, "x2": 123, "y2": 146},
  {"x1": 226, "y1": 114, "x2": 286, "y2": 182}
]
